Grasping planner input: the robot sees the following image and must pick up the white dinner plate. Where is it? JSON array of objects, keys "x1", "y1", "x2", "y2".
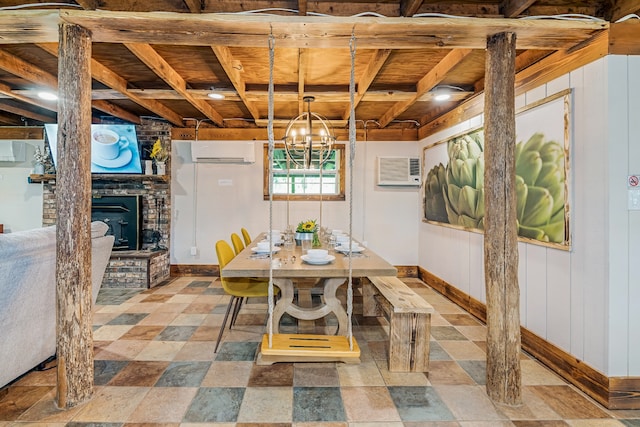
[
  {"x1": 92, "y1": 147, "x2": 133, "y2": 169},
  {"x1": 336, "y1": 245, "x2": 365, "y2": 253},
  {"x1": 301, "y1": 254, "x2": 336, "y2": 265},
  {"x1": 251, "y1": 246, "x2": 281, "y2": 254}
]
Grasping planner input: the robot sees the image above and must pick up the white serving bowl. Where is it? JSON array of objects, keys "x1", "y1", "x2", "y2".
[
  {"x1": 337, "y1": 240, "x2": 358, "y2": 249},
  {"x1": 256, "y1": 241, "x2": 271, "y2": 251},
  {"x1": 306, "y1": 249, "x2": 328, "y2": 259}
]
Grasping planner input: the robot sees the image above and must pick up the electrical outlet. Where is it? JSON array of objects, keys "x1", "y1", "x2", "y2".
[{"x1": 190, "y1": 246, "x2": 197, "y2": 256}]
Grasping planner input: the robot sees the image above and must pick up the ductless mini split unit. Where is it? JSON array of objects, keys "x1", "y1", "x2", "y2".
[
  {"x1": 191, "y1": 141, "x2": 255, "y2": 164},
  {"x1": 0, "y1": 140, "x2": 26, "y2": 162}
]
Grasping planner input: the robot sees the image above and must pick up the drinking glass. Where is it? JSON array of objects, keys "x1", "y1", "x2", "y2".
[
  {"x1": 283, "y1": 234, "x2": 295, "y2": 252},
  {"x1": 301, "y1": 239, "x2": 312, "y2": 254}
]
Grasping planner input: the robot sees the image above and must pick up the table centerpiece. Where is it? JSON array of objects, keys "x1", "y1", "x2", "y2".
[{"x1": 295, "y1": 219, "x2": 322, "y2": 247}]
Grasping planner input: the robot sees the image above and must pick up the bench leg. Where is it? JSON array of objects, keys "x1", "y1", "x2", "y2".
[
  {"x1": 388, "y1": 312, "x2": 431, "y2": 372},
  {"x1": 362, "y1": 278, "x2": 384, "y2": 317}
]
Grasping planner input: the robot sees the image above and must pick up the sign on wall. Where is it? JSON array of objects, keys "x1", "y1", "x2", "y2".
[{"x1": 422, "y1": 89, "x2": 572, "y2": 248}]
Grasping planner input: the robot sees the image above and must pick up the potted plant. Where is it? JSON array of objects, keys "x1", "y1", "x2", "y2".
[
  {"x1": 33, "y1": 146, "x2": 46, "y2": 174},
  {"x1": 295, "y1": 219, "x2": 322, "y2": 247},
  {"x1": 149, "y1": 138, "x2": 169, "y2": 175}
]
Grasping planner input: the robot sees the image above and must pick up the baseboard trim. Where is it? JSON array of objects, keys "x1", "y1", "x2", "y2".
[
  {"x1": 170, "y1": 264, "x2": 218, "y2": 277},
  {"x1": 419, "y1": 267, "x2": 640, "y2": 410}
]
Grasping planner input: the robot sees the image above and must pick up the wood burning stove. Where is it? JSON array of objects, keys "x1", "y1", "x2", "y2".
[{"x1": 91, "y1": 195, "x2": 142, "y2": 250}]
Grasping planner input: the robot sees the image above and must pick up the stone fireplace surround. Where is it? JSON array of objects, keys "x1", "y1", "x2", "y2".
[{"x1": 40, "y1": 119, "x2": 171, "y2": 289}]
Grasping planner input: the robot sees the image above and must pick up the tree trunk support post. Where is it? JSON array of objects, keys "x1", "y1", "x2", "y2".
[
  {"x1": 483, "y1": 31, "x2": 522, "y2": 406},
  {"x1": 55, "y1": 23, "x2": 94, "y2": 409}
]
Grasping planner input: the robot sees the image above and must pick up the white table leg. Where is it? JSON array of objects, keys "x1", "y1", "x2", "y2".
[{"x1": 271, "y1": 277, "x2": 348, "y2": 335}]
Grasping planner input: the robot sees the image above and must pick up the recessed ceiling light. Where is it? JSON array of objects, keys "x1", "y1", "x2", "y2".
[
  {"x1": 207, "y1": 91, "x2": 225, "y2": 100},
  {"x1": 434, "y1": 92, "x2": 451, "y2": 101},
  {"x1": 37, "y1": 91, "x2": 58, "y2": 101}
]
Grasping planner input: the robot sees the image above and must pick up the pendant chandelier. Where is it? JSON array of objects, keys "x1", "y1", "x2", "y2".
[{"x1": 282, "y1": 96, "x2": 336, "y2": 169}]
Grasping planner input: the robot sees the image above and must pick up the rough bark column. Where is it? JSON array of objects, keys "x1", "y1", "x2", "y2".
[
  {"x1": 483, "y1": 31, "x2": 522, "y2": 406},
  {"x1": 56, "y1": 23, "x2": 93, "y2": 409}
]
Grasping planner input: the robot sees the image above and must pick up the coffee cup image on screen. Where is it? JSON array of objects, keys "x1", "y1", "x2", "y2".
[{"x1": 45, "y1": 124, "x2": 142, "y2": 174}]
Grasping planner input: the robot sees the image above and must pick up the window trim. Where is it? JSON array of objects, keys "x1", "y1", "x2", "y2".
[{"x1": 263, "y1": 143, "x2": 346, "y2": 201}]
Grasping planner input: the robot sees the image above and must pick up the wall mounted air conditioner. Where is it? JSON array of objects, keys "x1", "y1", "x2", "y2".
[
  {"x1": 376, "y1": 156, "x2": 421, "y2": 186},
  {"x1": 0, "y1": 140, "x2": 26, "y2": 162},
  {"x1": 191, "y1": 141, "x2": 255, "y2": 164}
]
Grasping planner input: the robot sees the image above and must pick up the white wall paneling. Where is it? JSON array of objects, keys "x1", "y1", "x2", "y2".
[
  {"x1": 607, "y1": 55, "x2": 630, "y2": 375},
  {"x1": 420, "y1": 55, "x2": 639, "y2": 376},
  {"x1": 171, "y1": 139, "x2": 420, "y2": 266},
  {"x1": 627, "y1": 55, "x2": 640, "y2": 376},
  {"x1": 0, "y1": 140, "x2": 45, "y2": 233}
]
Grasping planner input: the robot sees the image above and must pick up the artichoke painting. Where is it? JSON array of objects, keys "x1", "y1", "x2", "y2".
[
  {"x1": 423, "y1": 130, "x2": 566, "y2": 244},
  {"x1": 424, "y1": 162, "x2": 448, "y2": 222},
  {"x1": 442, "y1": 130, "x2": 485, "y2": 229},
  {"x1": 514, "y1": 133, "x2": 565, "y2": 243}
]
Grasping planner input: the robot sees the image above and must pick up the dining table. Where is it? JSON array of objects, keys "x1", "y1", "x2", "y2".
[{"x1": 221, "y1": 232, "x2": 398, "y2": 336}]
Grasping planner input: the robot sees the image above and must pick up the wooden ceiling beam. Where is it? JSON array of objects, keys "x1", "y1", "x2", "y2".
[
  {"x1": 298, "y1": 48, "x2": 309, "y2": 114},
  {"x1": 608, "y1": 0, "x2": 640, "y2": 22},
  {"x1": 341, "y1": 49, "x2": 392, "y2": 121},
  {"x1": 0, "y1": 46, "x2": 136, "y2": 124},
  {"x1": 298, "y1": 0, "x2": 308, "y2": 16},
  {"x1": 84, "y1": 87, "x2": 473, "y2": 103},
  {"x1": 0, "y1": 113, "x2": 22, "y2": 125},
  {"x1": 419, "y1": 29, "x2": 609, "y2": 138},
  {"x1": 378, "y1": 48, "x2": 472, "y2": 128},
  {"x1": 182, "y1": 0, "x2": 202, "y2": 13},
  {"x1": 58, "y1": 11, "x2": 607, "y2": 50},
  {"x1": 500, "y1": 0, "x2": 537, "y2": 18},
  {"x1": 74, "y1": 0, "x2": 99, "y2": 10},
  {"x1": 0, "y1": 101, "x2": 53, "y2": 123},
  {"x1": 400, "y1": 0, "x2": 425, "y2": 17},
  {"x1": 91, "y1": 100, "x2": 141, "y2": 124},
  {"x1": 0, "y1": 81, "x2": 57, "y2": 112},
  {"x1": 0, "y1": 48, "x2": 58, "y2": 89},
  {"x1": 211, "y1": 45, "x2": 260, "y2": 121},
  {"x1": 125, "y1": 42, "x2": 224, "y2": 126},
  {"x1": 37, "y1": 43, "x2": 184, "y2": 126}
]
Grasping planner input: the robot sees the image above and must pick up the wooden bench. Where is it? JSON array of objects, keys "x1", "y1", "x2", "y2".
[{"x1": 362, "y1": 276, "x2": 434, "y2": 372}]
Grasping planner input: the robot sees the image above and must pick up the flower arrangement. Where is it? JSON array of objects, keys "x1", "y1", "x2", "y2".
[
  {"x1": 296, "y1": 219, "x2": 321, "y2": 247},
  {"x1": 149, "y1": 138, "x2": 169, "y2": 163},
  {"x1": 296, "y1": 219, "x2": 318, "y2": 233},
  {"x1": 33, "y1": 146, "x2": 46, "y2": 164},
  {"x1": 33, "y1": 146, "x2": 54, "y2": 174}
]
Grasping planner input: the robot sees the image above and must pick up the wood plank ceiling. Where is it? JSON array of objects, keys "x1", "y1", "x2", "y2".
[{"x1": 0, "y1": 0, "x2": 634, "y2": 140}]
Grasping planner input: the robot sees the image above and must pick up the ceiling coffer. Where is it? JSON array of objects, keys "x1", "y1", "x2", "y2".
[{"x1": 190, "y1": 141, "x2": 255, "y2": 164}]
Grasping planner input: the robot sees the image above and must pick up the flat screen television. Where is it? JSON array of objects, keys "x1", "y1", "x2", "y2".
[{"x1": 45, "y1": 124, "x2": 142, "y2": 174}]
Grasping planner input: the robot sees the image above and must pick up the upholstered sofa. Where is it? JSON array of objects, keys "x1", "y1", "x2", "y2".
[{"x1": 0, "y1": 221, "x2": 114, "y2": 388}]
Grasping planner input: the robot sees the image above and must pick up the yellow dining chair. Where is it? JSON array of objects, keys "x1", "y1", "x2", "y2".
[
  {"x1": 215, "y1": 240, "x2": 278, "y2": 352},
  {"x1": 230, "y1": 232, "x2": 245, "y2": 255},
  {"x1": 241, "y1": 227, "x2": 252, "y2": 246}
]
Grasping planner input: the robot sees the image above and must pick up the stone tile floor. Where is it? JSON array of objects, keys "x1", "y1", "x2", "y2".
[{"x1": 1, "y1": 276, "x2": 640, "y2": 426}]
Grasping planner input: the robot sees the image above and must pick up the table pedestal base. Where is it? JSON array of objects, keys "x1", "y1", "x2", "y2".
[{"x1": 256, "y1": 333, "x2": 360, "y2": 365}]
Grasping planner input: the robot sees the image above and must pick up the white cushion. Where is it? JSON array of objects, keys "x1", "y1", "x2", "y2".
[{"x1": 91, "y1": 221, "x2": 109, "y2": 238}]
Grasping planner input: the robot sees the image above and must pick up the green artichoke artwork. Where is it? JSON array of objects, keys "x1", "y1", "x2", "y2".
[
  {"x1": 423, "y1": 129, "x2": 566, "y2": 244},
  {"x1": 423, "y1": 162, "x2": 448, "y2": 222},
  {"x1": 442, "y1": 130, "x2": 485, "y2": 229},
  {"x1": 514, "y1": 133, "x2": 565, "y2": 243}
]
